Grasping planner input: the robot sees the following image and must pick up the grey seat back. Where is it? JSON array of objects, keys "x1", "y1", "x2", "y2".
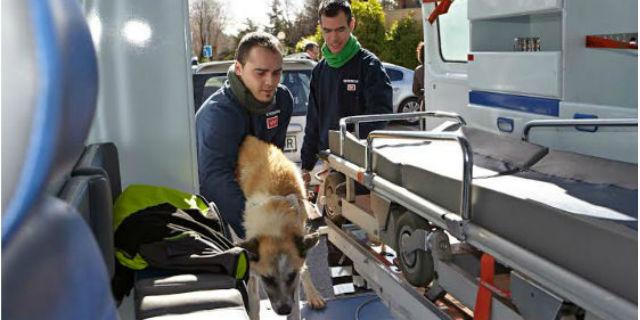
[
  {"x1": 59, "y1": 174, "x2": 116, "y2": 277},
  {"x1": 1, "y1": 0, "x2": 117, "y2": 318}
]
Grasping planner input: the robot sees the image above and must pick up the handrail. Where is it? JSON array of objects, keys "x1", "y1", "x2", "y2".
[
  {"x1": 338, "y1": 111, "x2": 466, "y2": 155},
  {"x1": 522, "y1": 118, "x2": 638, "y2": 141},
  {"x1": 365, "y1": 130, "x2": 473, "y2": 220}
]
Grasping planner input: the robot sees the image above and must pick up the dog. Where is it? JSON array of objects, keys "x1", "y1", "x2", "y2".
[{"x1": 236, "y1": 135, "x2": 326, "y2": 319}]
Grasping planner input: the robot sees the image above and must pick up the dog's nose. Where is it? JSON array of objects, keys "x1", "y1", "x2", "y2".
[{"x1": 275, "y1": 304, "x2": 292, "y2": 315}]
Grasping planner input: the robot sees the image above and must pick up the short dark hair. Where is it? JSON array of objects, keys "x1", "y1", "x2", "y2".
[
  {"x1": 304, "y1": 41, "x2": 319, "y2": 52},
  {"x1": 416, "y1": 41, "x2": 425, "y2": 64},
  {"x1": 235, "y1": 31, "x2": 283, "y2": 65},
  {"x1": 318, "y1": 0, "x2": 353, "y2": 23}
]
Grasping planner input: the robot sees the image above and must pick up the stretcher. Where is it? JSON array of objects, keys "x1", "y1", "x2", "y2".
[{"x1": 320, "y1": 111, "x2": 638, "y2": 320}]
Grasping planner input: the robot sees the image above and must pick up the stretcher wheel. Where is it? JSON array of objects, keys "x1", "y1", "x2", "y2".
[
  {"x1": 396, "y1": 212, "x2": 435, "y2": 287},
  {"x1": 324, "y1": 171, "x2": 346, "y2": 225}
]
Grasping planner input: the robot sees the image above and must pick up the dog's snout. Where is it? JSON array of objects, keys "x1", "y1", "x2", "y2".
[{"x1": 275, "y1": 304, "x2": 292, "y2": 315}]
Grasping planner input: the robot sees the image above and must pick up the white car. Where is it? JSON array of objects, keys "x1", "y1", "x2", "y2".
[{"x1": 382, "y1": 62, "x2": 421, "y2": 123}]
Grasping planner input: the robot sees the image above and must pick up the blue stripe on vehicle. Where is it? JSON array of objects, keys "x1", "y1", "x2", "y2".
[{"x1": 469, "y1": 90, "x2": 560, "y2": 117}]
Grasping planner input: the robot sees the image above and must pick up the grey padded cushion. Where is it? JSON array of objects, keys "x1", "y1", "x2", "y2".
[
  {"x1": 145, "y1": 307, "x2": 249, "y2": 320},
  {"x1": 530, "y1": 150, "x2": 637, "y2": 190},
  {"x1": 400, "y1": 141, "x2": 501, "y2": 213},
  {"x1": 135, "y1": 273, "x2": 248, "y2": 319},
  {"x1": 329, "y1": 127, "x2": 549, "y2": 184},
  {"x1": 461, "y1": 127, "x2": 548, "y2": 172},
  {"x1": 137, "y1": 288, "x2": 246, "y2": 319},
  {"x1": 135, "y1": 273, "x2": 237, "y2": 297},
  {"x1": 328, "y1": 130, "x2": 428, "y2": 184}
]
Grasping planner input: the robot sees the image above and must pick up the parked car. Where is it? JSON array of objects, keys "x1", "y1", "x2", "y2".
[
  {"x1": 192, "y1": 58, "x2": 323, "y2": 186},
  {"x1": 382, "y1": 62, "x2": 421, "y2": 124}
]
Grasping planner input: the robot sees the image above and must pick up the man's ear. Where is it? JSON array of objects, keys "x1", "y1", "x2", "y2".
[
  {"x1": 349, "y1": 17, "x2": 357, "y2": 32},
  {"x1": 235, "y1": 61, "x2": 243, "y2": 77},
  {"x1": 295, "y1": 232, "x2": 320, "y2": 258},
  {"x1": 237, "y1": 238, "x2": 260, "y2": 261}
]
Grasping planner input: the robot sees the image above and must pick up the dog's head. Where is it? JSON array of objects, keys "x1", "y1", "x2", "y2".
[{"x1": 239, "y1": 232, "x2": 319, "y2": 315}]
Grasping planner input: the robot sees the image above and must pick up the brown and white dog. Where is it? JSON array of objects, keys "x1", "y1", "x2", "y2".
[{"x1": 236, "y1": 135, "x2": 326, "y2": 319}]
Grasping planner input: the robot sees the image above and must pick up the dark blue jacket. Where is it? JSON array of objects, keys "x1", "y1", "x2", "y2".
[
  {"x1": 196, "y1": 83, "x2": 293, "y2": 238},
  {"x1": 301, "y1": 48, "x2": 393, "y2": 170}
]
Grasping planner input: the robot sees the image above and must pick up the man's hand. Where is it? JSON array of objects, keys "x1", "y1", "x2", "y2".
[{"x1": 302, "y1": 169, "x2": 311, "y2": 187}]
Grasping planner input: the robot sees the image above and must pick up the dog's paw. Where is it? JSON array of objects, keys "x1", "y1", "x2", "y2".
[{"x1": 307, "y1": 294, "x2": 326, "y2": 309}]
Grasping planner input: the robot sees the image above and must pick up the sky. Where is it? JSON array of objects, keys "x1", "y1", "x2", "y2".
[{"x1": 224, "y1": 0, "x2": 306, "y2": 35}]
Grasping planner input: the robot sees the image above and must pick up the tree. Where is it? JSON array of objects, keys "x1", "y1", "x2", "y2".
[
  {"x1": 379, "y1": 0, "x2": 398, "y2": 10},
  {"x1": 234, "y1": 19, "x2": 261, "y2": 50},
  {"x1": 294, "y1": 0, "x2": 322, "y2": 40},
  {"x1": 189, "y1": 0, "x2": 228, "y2": 61},
  {"x1": 351, "y1": 0, "x2": 387, "y2": 57},
  {"x1": 266, "y1": 0, "x2": 290, "y2": 36},
  {"x1": 383, "y1": 13, "x2": 423, "y2": 69}
]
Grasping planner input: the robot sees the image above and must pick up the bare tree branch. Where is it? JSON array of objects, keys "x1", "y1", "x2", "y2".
[{"x1": 189, "y1": 0, "x2": 228, "y2": 60}]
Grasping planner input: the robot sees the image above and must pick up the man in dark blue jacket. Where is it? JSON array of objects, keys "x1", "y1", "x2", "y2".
[
  {"x1": 300, "y1": 0, "x2": 393, "y2": 181},
  {"x1": 196, "y1": 32, "x2": 293, "y2": 239}
]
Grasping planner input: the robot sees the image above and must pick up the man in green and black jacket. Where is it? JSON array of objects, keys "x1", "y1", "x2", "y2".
[{"x1": 301, "y1": 0, "x2": 393, "y2": 181}]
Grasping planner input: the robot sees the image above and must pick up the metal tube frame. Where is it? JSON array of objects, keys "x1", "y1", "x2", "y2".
[
  {"x1": 522, "y1": 118, "x2": 638, "y2": 141},
  {"x1": 366, "y1": 130, "x2": 474, "y2": 221},
  {"x1": 338, "y1": 111, "x2": 466, "y2": 156}
]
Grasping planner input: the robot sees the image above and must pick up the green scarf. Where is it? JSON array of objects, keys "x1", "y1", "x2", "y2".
[
  {"x1": 227, "y1": 69, "x2": 274, "y2": 115},
  {"x1": 321, "y1": 34, "x2": 361, "y2": 68}
]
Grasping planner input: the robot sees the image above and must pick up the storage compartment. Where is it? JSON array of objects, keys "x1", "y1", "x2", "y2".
[
  {"x1": 471, "y1": 13, "x2": 562, "y2": 52},
  {"x1": 468, "y1": 51, "x2": 562, "y2": 97}
]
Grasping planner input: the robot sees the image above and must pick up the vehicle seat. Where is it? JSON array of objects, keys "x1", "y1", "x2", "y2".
[
  {"x1": 1, "y1": 0, "x2": 117, "y2": 318},
  {"x1": 135, "y1": 272, "x2": 249, "y2": 320}
]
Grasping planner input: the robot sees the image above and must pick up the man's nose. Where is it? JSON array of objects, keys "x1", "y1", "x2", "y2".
[
  {"x1": 325, "y1": 32, "x2": 335, "y2": 44},
  {"x1": 265, "y1": 74, "x2": 277, "y2": 87}
]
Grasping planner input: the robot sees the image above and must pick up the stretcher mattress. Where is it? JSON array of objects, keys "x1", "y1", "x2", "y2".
[{"x1": 328, "y1": 128, "x2": 638, "y2": 303}]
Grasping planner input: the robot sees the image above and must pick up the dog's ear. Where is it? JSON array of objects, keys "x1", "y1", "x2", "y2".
[
  {"x1": 237, "y1": 238, "x2": 260, "y2": 261},
  {"x1": 295, "y1": 232, "x2": 320, "y2": 258}
]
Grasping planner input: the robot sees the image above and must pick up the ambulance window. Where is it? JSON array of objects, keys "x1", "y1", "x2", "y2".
[{"x1": 437, "y1": 0, "x2": 469, "y2": 62}]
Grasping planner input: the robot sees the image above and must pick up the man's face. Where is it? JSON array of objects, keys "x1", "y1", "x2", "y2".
[
  {"x1": 236, "y1": 46, "x2": 283, "y2": 103},
  {"x1": 320, "y1": 11, "x2": 355, "y2": 54}
]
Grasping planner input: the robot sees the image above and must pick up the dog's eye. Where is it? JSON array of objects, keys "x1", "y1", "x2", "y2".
[
  {"x1": 262, "y1": 276, "x2": 276, "y2": 286},
  {"x1": 286, "y1": 273, "x2": 296, "y2": 285}
]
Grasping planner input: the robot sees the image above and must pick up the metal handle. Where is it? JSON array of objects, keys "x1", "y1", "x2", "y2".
[
  {"x1": 339, "y1": 111, "x2": 466, "y2": 155},
  {"x1": 365, "y1": 130, "x2": 474, "y2": 220},
  {"x1": 522, "y1": 118, "x2": 638, "y2": 141}
]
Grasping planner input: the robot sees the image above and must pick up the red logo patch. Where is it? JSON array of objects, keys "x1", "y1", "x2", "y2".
[
  {"x1": 266, "y1": 115, "x2": 278, "y2": 129},
  {"x1": 347, "y1": 83, "x2": 357, "y2": 92}
]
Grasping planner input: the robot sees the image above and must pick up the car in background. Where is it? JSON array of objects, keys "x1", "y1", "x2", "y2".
[
  {"x1": 382, "y1": 62, "x2": 421, "y2": 124},
  {"x1": 192, "y1": 58, "x2": 323, "y2": 186}
]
